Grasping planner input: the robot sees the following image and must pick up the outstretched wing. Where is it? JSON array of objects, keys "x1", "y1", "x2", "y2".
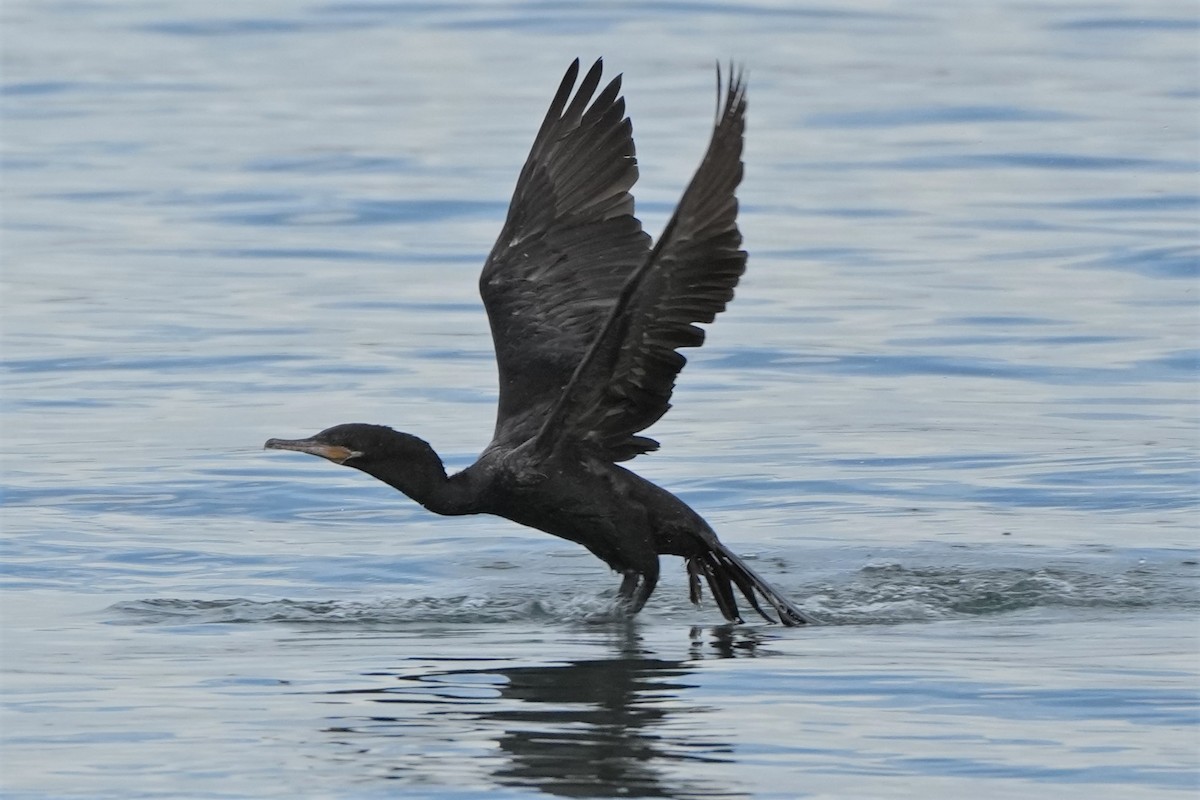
[
  {"x1": 534, "y1": 66, "x2": 749, "y2": 462},
  {"x1": 480, "y1": 59, "x2": 652, "y2": 449}
]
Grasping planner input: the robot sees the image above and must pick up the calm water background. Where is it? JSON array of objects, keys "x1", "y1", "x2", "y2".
[{"x1": 3, "y1": 1, "x2": 1198, "y2": 798}]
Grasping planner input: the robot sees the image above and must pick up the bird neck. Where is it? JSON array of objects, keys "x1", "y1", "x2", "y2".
[{"x1": 358, "y1": 438, "x2": 479, "y2": 517}]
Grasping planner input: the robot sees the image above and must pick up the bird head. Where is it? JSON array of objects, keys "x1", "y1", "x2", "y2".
[{"x1": 264, "y1": 423, "x2": 410, "y2": 466}]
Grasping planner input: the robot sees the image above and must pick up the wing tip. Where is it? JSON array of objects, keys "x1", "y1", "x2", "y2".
[{"x1": 719, "y1": 60, "x2": 747, "y2": 118}]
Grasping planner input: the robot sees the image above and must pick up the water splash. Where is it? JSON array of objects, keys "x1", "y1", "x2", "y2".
[
  {"x1": 804, "y1": 562, "x2": 1198, "y2": 624},
  {"x1": 107, "y1": 561, "x2": 1197, "y2": 627},
  {"x1": 107, "y1": 592, "x2": 633, "y2": 626}
]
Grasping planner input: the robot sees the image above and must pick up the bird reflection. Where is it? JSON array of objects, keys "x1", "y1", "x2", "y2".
[
  {"x1": 324, "y1": 627, "x2": 770, "y2": 798},
  {"x1": 489, "y1": 656, "x2": 718, "y2": 797},
  {"x1": 688, "y1": 624, "x2": 776, "y2": 660}
]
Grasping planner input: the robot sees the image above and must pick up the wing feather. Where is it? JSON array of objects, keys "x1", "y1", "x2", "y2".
[
  {"x1": 480, "y1": 59, "x2": 651, "y2": 448},
  {"x1": 534, "y1": 66, "x2": 750, "y2": 461}
]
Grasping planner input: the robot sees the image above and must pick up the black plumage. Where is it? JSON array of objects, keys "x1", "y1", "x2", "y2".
[{"x1": 266, "y1": 59, "x2": 809, "y2": 626}]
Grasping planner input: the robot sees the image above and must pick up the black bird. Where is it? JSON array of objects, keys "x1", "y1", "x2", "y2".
[{"x1": 266, "y1": 59, "x2": 809, "y2": 626}]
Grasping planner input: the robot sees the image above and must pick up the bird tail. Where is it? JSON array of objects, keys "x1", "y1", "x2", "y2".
[{"x1": 686, "y1": 543, "x2": 810, "y2": 626}]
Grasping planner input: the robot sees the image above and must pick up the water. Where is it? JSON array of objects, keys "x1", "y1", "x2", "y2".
[{"x1": 3, "y1": 1, "x2": 1198, "y2": 797}]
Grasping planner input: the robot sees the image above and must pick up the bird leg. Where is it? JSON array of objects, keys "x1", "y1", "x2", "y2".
[
  {"x1": 618, "y1": 570, "x2": 640, "y2": 600},
  {"x1": 629, "y1": 568, "x2": 658, "y2": 613},
  {"x1": 616, "y1": 565, "x2": 659, "y2": 615}
]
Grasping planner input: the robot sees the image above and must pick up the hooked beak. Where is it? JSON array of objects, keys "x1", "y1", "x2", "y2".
[{"x1": 264, "y1": 438, "x2": 361, "y2": 464}]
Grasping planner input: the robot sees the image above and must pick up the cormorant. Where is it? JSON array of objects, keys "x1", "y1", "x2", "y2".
[{"x1": 266, "y1": 59, "x2": 809, "y2": 626}]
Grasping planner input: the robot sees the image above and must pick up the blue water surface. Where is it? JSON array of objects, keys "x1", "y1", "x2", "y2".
[{"x1": 2, "y1": 1, "x2": 1198, "y2": 798}]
